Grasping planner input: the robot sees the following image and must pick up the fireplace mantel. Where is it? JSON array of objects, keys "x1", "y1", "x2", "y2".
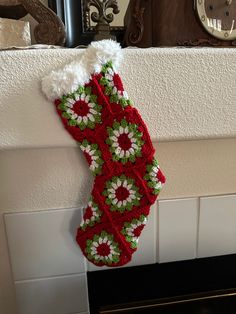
[{"x1": 0, "y1": 47, "x2": 236, "y2": 150}]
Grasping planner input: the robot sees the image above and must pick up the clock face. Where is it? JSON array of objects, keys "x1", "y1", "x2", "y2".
[{"x1": 196, "y1": 0, "x2": 236, "y2": 40}]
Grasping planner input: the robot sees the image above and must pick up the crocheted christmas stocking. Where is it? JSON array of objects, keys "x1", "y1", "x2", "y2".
[{"x1": 42, "y1": 40, "x2": 165, "y2": 267}]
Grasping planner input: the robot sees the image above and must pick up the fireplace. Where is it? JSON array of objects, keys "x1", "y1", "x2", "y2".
[{"x1": 88, "y1": 254, "x2": 236, "y2": 314}]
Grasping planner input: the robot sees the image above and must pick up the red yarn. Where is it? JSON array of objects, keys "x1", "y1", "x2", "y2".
[
  {"x1": 84, "y1": 152, "x2": 92, "y2": 165},
  {"x1": 73, "y1": 100, "x2": 89, "y2": 116},
  {"x1": 115, "y1": 186, "x2": 130, "y2": 201}
]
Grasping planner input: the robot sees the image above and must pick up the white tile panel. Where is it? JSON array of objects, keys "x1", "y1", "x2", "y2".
[
  {"x1": 15, "y1": 274, "x2": 88, "y2": 314},
  {"x1": 87, "y1": 205, "x2": 157, "y2": 271},
  {"x1": 158, "y1": 198, "x2": 198, "y2": 263},
  {"x1": 125, "y1": 204, "x2": 157, "y2": 267},
  {"x1": 4, "y1": 208, "x2": 86, "y2": 280},
  {"x1": 198, "y1": 194, "x2": 236, "y2": 258}
]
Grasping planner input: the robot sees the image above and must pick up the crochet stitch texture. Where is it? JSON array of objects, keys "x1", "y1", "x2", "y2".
[{"x1": 42, "y1": 40, "x2": 165, "y2": 267}]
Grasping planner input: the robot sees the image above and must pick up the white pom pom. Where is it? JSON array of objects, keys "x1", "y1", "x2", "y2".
[{"x1": 41, "y1": 40, "x2": 122, "y2": 101}]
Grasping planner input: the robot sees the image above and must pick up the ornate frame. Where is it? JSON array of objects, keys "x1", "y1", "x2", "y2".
[{"x1": 48, "y1": 0, "x2": 125, "y2": 47}]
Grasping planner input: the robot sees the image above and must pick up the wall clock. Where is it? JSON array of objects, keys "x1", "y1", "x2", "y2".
[
  {"x1": 124, "y1": 0, "x2": 236, "y2": 47},
  {"x1": 196, "y1": 0, "x2": 236, "y2": 41}
]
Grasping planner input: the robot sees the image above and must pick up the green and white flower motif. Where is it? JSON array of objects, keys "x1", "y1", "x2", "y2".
[
  {"x1": 121, "y1": 215, "x2": 148, "y2": 249},
  {"x1": 106, "y1": 119, "x2": 144, "y2": 164},
  {"x1": 80, "y1": 140, "x2": 104, "y2": 175},
  {"x1": 100, "y1": 61, "x2": 132, "y2": 108},
  {"x1": 103, "y1": 175, "x2": 142, "y2": 212},
  {"x1": 144, "y1": 159, "x2": 163, "y2": 195},
  {"x1": 80, "y1": 198, "x2": 102, "y2": 230},
  {"x1": 57, "y1": 86, "x2": 102, "y2": 130},
  {"x1": 86, "y1": 231, "x2": 121, "y2": 265}
]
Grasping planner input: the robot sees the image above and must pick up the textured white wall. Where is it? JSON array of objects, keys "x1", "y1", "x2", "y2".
[
  {"x1": 0, "y1": 139, "x2": 236, "y2": 213},
  {"x1": 0, "y1": 48, "x2": 236, "y2": 150}
]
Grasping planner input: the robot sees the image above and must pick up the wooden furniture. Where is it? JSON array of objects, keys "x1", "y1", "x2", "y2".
[
  {"x1": 124, "y1": 0, "x2": 236, "y2": 47},
  {"x1": 0, "y1": 0, "x2": 66, "y2": 46}
]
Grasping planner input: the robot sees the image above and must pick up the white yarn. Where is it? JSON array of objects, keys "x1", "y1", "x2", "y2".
[
  {"x1": 83, "y1": 39, "x2": 123, "y2": 74},
  {"x1": 42, "y1": 40, "x2": 123, "y2": 101}
]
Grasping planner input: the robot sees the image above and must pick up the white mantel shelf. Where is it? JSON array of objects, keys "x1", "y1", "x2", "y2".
[{"x1": 0, "y1": 47, "x2": 236, "y2": 150}]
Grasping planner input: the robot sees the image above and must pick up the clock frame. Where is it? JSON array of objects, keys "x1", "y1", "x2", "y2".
[{"x1": 196, "y1": 0, "x2": 236, "y2": 41}]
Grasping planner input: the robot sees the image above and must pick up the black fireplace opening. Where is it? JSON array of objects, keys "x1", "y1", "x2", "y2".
[{"x1": 87, "y1": 254, "x2": 236, "y2": 314}]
